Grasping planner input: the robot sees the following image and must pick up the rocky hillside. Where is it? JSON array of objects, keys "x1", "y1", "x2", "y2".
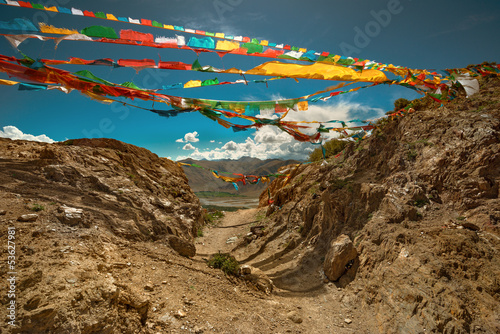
[
  {"x1": 180, "y1": 157, "x2": 300, "y2": 197},
  {"x1": 251, "y1": 76, "x2": 500, "y2": 333},
  {"x1": 0, "y1": 138, "x2": 205, "y2": 333}
]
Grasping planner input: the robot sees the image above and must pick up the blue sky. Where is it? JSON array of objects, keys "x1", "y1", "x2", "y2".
[{"x1": 0, "y1": 0, "x2": 499, "y2": 161}]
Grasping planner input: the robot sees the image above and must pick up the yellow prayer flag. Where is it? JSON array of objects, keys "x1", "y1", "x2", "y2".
[
  {"x1": 245, "y1": 61, "x2": 388, "y2": 83},
  {"x1": 39, "y1": 23, "x2": 79, "y2": 35},
  {"x1": 184, "y1": 80, "x2": 202, "y2": 88},
  {"x1": 297, "y1": 101, "x2": 308, "y2": 111},
  {"x1": 299, "y1": 48, "x2": 307, "y2": 53},
  {"x1": 44, "y1": 6, "x2": 58, "y2": 12},
  {"x1": 106, "y1": 14, "x2": 118, "y2": 20},
  {"x1": 260, "y1": 40, "x2": 269, "y2": 46},
  {"x1": 0, "y1": 79, "x2": 18, "y2": 86},
  {"x1": 164, "y1": 25, "x2": 174, "y2": 30},
  {"x1": 215, "y1": 40, "x2": 240, "y2": 51},
  {"x1": 215, "y1": 32, "x2": 225, "y2": 38}
]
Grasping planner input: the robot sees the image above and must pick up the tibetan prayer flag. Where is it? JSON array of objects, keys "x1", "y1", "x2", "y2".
[
  {"x1": 18, "y1": 2, "x2": 32, "y2": 8},
  {"x1": 242, "y1": 42, "x2": 263, "y2": 54},
  {"x1": 184, "y1": 80, "x2": 201, "y2": 88},
  {"x1": 297, "y1": 101, "x2": 308, "y2": 111},
  {"x1": 39, "y1": 23, "x2": 79, "y2": 35},
  {"x1": 187, "y1": 37, "x2": 216, "y2": 49},
  {"x1": 71, "y1": 8, "x2": 83, "y2": 15},
  {"x1": 215, "y1": 40, "x2": 240, "y2": 51},
  {"x1": 158, "y1": 61, "x2": 192, "y2": 70},
  {"x1": 201, "y1": 78, "x2": 219, "y2": 86},
  {"x1": 81, "y1": 25, "x2": 118, "y2": 39},
  {"x1": 120, "y1": 29, "x2": 154, "y2": 43},
  {"x1": 246, "y1": 61, "x2": 388, "y2": 83},
  {"x1": 18, "y1": 82, "x2": 47, "y2": 90},
  {"x1": 117, "y1": 59, "x2": 155, "y2": 67},
  {"x1": 0, "y1": 18, "x2": 38, "y2": 32}
]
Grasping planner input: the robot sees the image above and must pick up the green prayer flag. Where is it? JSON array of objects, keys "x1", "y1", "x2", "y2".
[
  {"x1": 94, "y1": 12, "x2": 106, "y2": 19},
  {"x1": 201, "y1": 78, "x2": 219, "y2": 86},
  {"x1": 120, "y1": 82, "x2": 145, "y2": 91},
  {"x1": 192, "y1": 59, "x2": 202, "y2": 71},
  {"x1": 152, "y1": 21, "x2": 163, "y2": 27},
  {"x1": 242, "y1": 43, "x2": 263, "y2": 54},
  {"x1": 75, "y1": 70, "x2": 114, "y2": 86},
  {"x1": 81, "y1": 25, "x2": 118, "y2": 39}
]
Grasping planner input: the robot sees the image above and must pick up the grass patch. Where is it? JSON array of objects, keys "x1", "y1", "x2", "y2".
[
  {"x1": 196, "y1": 228, "x2": 204, "y2": 237},
  {"x1": 207, "y1": 252, "x2": 240, "y2": 276},
  {"x1": 204, "y1": 209, "x2": 225, "y2": 225},
  {"x1": 407, "y1": 150, "x2": 418, "y2": 161},
  {"x1": 413, "y1": 199, "x2": 428, "y2": 208},
  {"x1": 30, "y1": 204, "x2": 44, "y2": 212}
]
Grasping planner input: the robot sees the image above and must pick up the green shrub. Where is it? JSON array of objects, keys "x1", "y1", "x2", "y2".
[
  {"x1": 308, "y1": 139, "x2": 347, "y2": 162},
  {"x1": 31, "y1": 204, "x2": 44, "y2": 212},
  {"x1": 207, "y1": 252, "x2": 240, "y2": 276},
  {"x1": 394, "y1": 98, "x2": 410, "y2": 111}
]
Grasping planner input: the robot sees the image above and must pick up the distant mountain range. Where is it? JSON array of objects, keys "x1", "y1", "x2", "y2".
[{"x1": 179, "y1": 157, "x2": 301, "y2": 197}]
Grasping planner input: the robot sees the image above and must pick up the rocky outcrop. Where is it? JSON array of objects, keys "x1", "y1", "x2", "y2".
[
  {"x1": 323, "y1": 234, "x2": 357, "y2": 282},
  {"x1": 0, "y1": 137, "x2": 203, "y2": 333},
  {"x1": 253, "y1": 76, "x2": 500, "y2": 333}
]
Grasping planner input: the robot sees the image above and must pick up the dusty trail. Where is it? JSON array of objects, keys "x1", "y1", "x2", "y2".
[
  {"x1": 195, "y1": 208, "x2": 259, "y2": 259},
  {"x1": 195, "y1": 207, "x2": 372, "y2": 333}
]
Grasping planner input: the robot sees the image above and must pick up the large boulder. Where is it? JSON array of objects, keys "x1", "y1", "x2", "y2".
[
  {"x1": 167, "y1": 235, "x2": 196, "y2": 257},
  {"x1": 323, "y1": 234, "x2": 357, "y2": 281}
]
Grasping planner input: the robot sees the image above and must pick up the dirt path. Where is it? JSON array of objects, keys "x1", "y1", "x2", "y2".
[
  {"x1": 195, "y1": 208, "x2": 259, "y2": 259},
  {"x1": 194, "y1": 208, "x2": 371, "y2": 333}
]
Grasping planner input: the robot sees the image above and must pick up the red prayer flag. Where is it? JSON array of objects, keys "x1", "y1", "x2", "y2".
[
  {"x1": 120, "y1": 30, "x2": 154, "y2": 43},
  {"x1": 118, "y1": 59, "x2": 156, "y2": 67},
  {"x1": 17, "y1": 1, "x2": 32, "y2": 7},
  {"x1": 141, "y1": 19, "x2": 152, "y2": 26},
  {"x1": 83, "y1": 10, "x2": 95, "y2": 17}
]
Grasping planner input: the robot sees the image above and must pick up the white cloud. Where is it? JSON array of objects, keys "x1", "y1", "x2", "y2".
[
  {"x1": 182, "y1": 143, "x2": 195, "y2": 150},
  {"x1": 176, "y1": 100, "x2": 384, "y2": 161},
  {"x1": 210, "y1": 140, "x2": 215, "y2": 143},
  {"x1": 0, "y1": 126, "x2": 55, "y2": 143},
  {"x1": 222, "y1": 141, "x2": 238, "y2": 151},
  {"x1": 176, "y1": 131, "x2": 200, "y2": 143}
]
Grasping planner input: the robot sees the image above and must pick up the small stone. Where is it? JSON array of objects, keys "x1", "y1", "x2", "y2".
[
  {"x1": 0, "y1": 209, "x2": 6, "y2": 215},
  {"x1": 462, "y1": 222, "x2": 480, "y2": 231},
  {"x1": 174, "y1": 309, "x2": 186, "y2": 318},
  {"x1": 239, "y1": 265, "x2": 252, "y2": 275},
  {"x1": 162, "y1": 281, "x2": 167, "y2": 284},
  {"x1": 65, "y1": 278, "x2": 77, "y2": 284},
  {"x1": 344, "y1": 318, "x2": 352, "y2": 324},
  {"x1": 18, "y1": 214, "x2": 38, "y2": 222},
  {"x1": 58, "y1": 205, "x2": 83, "y2": 226},
  {"x1": 226, "y1": 236, "x2": 238, "y2": 244},
  {"x1": 323, "y1": 278, "x2": 330, "y2": 283},
  {"x1": 144, "y1": 283, "x2": 154, "y2": 291},
  {"x1": 287, "y1": 311, "x2": 303, "y2": 324}
]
